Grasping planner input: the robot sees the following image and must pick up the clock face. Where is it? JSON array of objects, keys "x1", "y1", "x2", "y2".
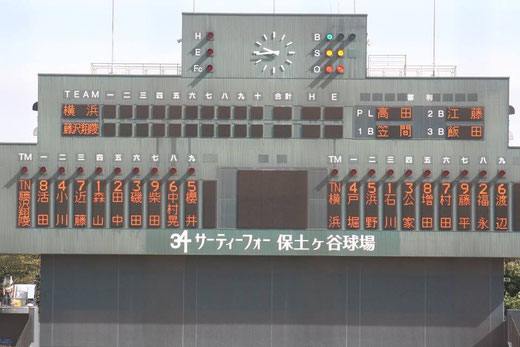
[{"x1": 252, "y1": 31, "x2": 296, "y2": 74}]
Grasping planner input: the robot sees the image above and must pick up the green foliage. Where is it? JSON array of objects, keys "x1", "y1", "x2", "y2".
[
  {"x1": 0, "y1": 255, "x2": 40, "y2": 284},
  {"x1": 505, "y1": 259, "x2": 520, "y2": 310}
]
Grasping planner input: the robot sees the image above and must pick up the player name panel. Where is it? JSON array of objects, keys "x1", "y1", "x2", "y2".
[
  {"x1": 16, "y1": 174, "x2": 520, "y2": 231},
  {"x1": 355, "y1": 106, "x2": 484, "y2": 139}
]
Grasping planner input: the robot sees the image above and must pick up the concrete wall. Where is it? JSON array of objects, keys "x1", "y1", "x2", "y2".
[{"x1": 40, "y1": 255, "x2": 506, "y2": 347}]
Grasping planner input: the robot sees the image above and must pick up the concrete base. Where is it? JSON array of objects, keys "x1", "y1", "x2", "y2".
[{"x1": 40, "y1": 255, "x2": 506, "y2": 347}]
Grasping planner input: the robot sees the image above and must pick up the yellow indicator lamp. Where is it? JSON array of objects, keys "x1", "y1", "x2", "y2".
[
  {"x1": 337, "y1": 49, "x2": 344, "y2": 57},
  {"x1": 325, "y1": 49, "x2": 334, "y2": 57}
]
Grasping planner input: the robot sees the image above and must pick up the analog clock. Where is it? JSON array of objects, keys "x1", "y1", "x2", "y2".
[{"x1": 252, "y1": 31, "x2": 295, "y2": 74}]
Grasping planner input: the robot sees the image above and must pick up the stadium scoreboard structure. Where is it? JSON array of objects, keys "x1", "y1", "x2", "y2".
[{"x1": 1, "y1": 13, "x2": 519, "y2": 258}]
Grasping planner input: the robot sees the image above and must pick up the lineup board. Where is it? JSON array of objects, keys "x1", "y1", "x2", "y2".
[{"x1": 2, "y1": 13, "x2": 520, "y2": 257}]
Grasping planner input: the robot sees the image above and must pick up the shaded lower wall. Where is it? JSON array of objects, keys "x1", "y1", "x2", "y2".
[{"x1": 40, "y1": 255, "x2": 506, "y2": 347}]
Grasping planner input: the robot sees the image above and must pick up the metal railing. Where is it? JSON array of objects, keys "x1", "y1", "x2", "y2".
[
  {"x1": 91, "y1": 63, "x2": 182, "y2": 75},
  {"x1": 367, "y1": 54, "x2": 456, "y2": 77},
  {"x1": 509, "y1": 310, "x2": 520, "y2": 347}
]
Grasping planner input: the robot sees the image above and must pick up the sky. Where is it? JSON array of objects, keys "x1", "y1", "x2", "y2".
[{"x1": 1, "y1": 0, "x2": 519, "y2": 144}]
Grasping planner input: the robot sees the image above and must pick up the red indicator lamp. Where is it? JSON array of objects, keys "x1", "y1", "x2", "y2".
[
  {"x1": 206, "y1": 48, "x2": 214, "y2": 56},
  {"x1": 498, "y1": 170, "x2": 506, "y2": 177},
  {"x1": 206, "y1": 32, "x2": 214, "y2": 40},
  {"x1": 77, "y1": 167, "x2": 84, "y2": 174},
  {"x1": 114, "y1": 167, "x2": 121, "y2": 175},
  {"x1": 151, "y1": 168, "x2": 159, "y2": 175},
  {"x1": 206, "y1": 64, "x2": 214, "y2": 72},
  {"x1": 39, "y1": 166, "x2": 47, "y2": 174},
  {"x1": 325, "y1": 49, "x2": 334, "y2": 57},
  {"x1": 169, "y1": 167, "x2": 177, "y2": 175},
  {"x1": 368, "y1": 169, "x2": 376, "y2": 177},
  {"x1": 331, "y1": 169, "x2": 339, "y2": 177},
  {"x1": 336, "y1": 65, "x2": 344, "y2": 74},
  {"x1": 132, "y1": 167, "x2": 140, "y2": 175},
  {"x1": 479, "y1": 170, "x2": 487, "y2": 177},
  {"x1": 20, "y1": 166, "x2": 28, "y2": 174},
  {"x1": 460, "y1": 170, "x2": 468, "y2": 177},
  {"x1": 96, "y1": 167, "x2": 103, "y2": 174},
  {"x1": 405, "y1": 169, "x2": 413, "y2": 177},
  {"x1": 442, "y1": 170, "x2": 450, "y2": 177},
  {"x1": 188, "y1": 168, "x2": 196, "y2": 175},
  {"x1": 349, "y1": 169, "x2": 357, "y2": 176},
  {"x1": 325, "y1": 65, "x2": 334, "y2": 74},
  {"x1": 423, "y1": 169, "x2": 431, "y2": 177},
  {"x1": 58, "y1": 167, "x2": 65, "y2": 174},
  {"x1": 386, "y1": 169, "x2": 394, "y2": 176}
]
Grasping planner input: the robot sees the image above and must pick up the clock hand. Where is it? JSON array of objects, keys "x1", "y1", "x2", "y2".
[{"x1": 253, "y1": 48, "x2": 280, "y2": 56}]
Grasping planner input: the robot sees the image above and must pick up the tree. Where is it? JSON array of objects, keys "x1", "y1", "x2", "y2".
[
  {"x1": 0, "y1": 255, "x2": 40, "y2": 303},
  {"x1": 505, "y1": 259, "x2": 520, "y2": 310}
]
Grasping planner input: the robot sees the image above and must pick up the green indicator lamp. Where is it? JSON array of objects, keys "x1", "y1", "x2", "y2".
[{"x1": 326, "y1": 33, "x2": 334, "y2": 41}]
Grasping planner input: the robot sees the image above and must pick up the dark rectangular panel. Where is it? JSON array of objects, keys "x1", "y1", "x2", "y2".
[
  {"x1": 185, "y1": 124, "x2": 198, "y2": 137},
  {"x1": 324, "y1": 125, "x2": 342, "y2": 138},
  {"x1": 36, "y1": 179, "x2": 50, "y2": 227},
  {"x1": 102, "y1": 105, "x2": 116, "y2": 119},
  {"x1": 250, "y1": 124, "x2": 263, "y2": 138},
  {"x1": 119, "y1": 123, "x2": 132, "y2": 137},
  {"x1": 301, "y1": 107, "x2": 320, "y2": 120},
  {"x1": 401, "y1": 182, "x2": 416, "y2": 230},
  {"x1": 166, "y1": 181, "x2": 180, "y2": 228},
  {"x1": 151, "y1": 124, "x2": 165, "y2": 137},
  {"x1": 135, "y1": 105, "x2": 149, "y2": 119},
  {"x1": 376, "y1": 107, "x2": 412, "y2": 120},
  {"x1": 110, "y1": 180, "x2": 124, "y2": 228},
  {"x1": 376, "y1": 125, "x2": 412, "y2": 139},
  {"x1": 102, "y1": 123, "x2": 116, "y2": 137},
  {"x1": 185, "y1": 106, "x2": 198, "y2": 119},
  {"x1": 152, "y1": 105, "x2": 165, "y2": 119},
  {"x1": 203, "y1": 181, "x2": 217, "y2": 229},
  {"x1": 514, "y1": 184, "x2": 520, "y2": 231},
  {"x1": 439, "y1": 182, "x2": 453, "y2": 230},
  {"x1": 168, "y1": 124, "x2": 181, "y2": 137},
  {"x1": 201, "y1": 106, "x2": 215, "y2": 119},
  {"x1": 323, "y1": 107, "x2": 343, "y2": 120},
  {"x1": 168, "y1": 105, "x2": 182, "y2": 119},
  {"x1": 234, "y1": 106, "x2": 247, "y2": 120},
  {"x1": 237, "y1": 170, "x2": 308, "y2": 229},
  {"x1": 129, "y1": 180, "x2": 143, "y2": 228},
  {"x1": 62, "y1": 123, "x2": 100, "y2": 136},
  {"x1": 446, "y1": 125, "x2": 483, "y2": 139},
  {"x1": 446, "y1": 107, "x2": 484, "y2": 121},
  {"x1": 218, "y1": 106, "x2": 231, "y2": 119},
  {"x1": 185, "y1": 180, "x2": 199, "y2": 229},
  {"x1": 476, "y1": 182, "x2": 490, "y2": 231},
  {"x1": 302, "y1": 125, "x2": 320, "y2": 138},
  {"x1": 273, "y1": 125, "x2": 291, "y2": 138},
  {"x1": 218, "y1": 124, "x2": 231, "y2": 137},
  {"x1": 495, "y1": 183, "x2": 509, "y2": 230},
  {"x1": 365, "y1": 182, "x2": 378, "y2": 229},
  {"x1": 457, "y1": 183, "x2": 471, "y2": 231},
  {"x1": 250, "y1": 106, "x2": 263, "y2": 120},
  {"x1": 420, "y1": 182, "x2": 434, "y2": 230},
  {"x1": 383, "y1": 182, "x2": 397, "y2": 230},
  {"x1": 62, "y1": 104, "x2": 99, "y2": 118},
  {"x1": 54, "y1": 180, "x2": 69, "y2": 228},
  {"x1": 273, "y1": 107, "x2": 292, "y2": 120},
  {"x1": 73, "y1": 180, "x2": 87, "y2": 228},
  {"x1": 119, "y1": 105, "x2": 132, "y2": 119},
  {"x1": 345, "y1": 181, "x2": 360, "y2": 229},
  {"x1": 148, "y1": 180, "x2": 161, "y2": 228},
  {"x1": 135, "y1": 123, "x2": 149, "y2": 137},
  {"x1": 201, "y1": 124, "x2": 214, "y2": 137},
  {"x1": 234, "y1": 124, "x2": 247, "y2": 138},
  {"x1": 92, "y1": 180, "x2": 106, "y2": 228},
  {"x1": 327, "y1": 181, "x2": 341, "y2": 229}
]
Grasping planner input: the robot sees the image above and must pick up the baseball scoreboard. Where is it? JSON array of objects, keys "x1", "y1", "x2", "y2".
[{"x1": 1, "y1": 13, "x2": 519, "y2": 257}]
